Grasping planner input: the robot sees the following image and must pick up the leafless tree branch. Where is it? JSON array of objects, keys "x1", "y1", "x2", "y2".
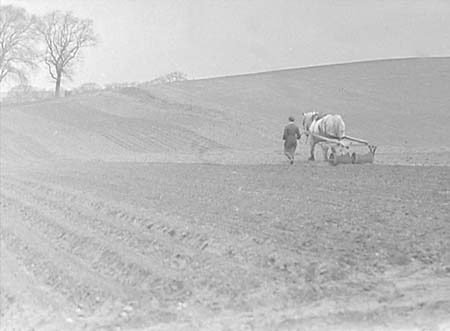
[
  {"x1": 0, "y1": 5, "x2": 39, "y2": 84},
  {"x1": 36, "y1": 11, "x2": 97, "y2": 96}
]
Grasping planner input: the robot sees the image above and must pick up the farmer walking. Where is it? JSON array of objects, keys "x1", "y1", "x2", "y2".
[{"x1": 283, "y1": 116, "x2": 301, "y2": 164}]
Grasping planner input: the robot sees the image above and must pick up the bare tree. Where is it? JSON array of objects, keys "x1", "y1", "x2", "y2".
[
  {"x1": 0, "y1": 5, "x2": 38, "y2": 84},
  {"x1": 37, "y1": 11, "x2": 96, "y2": 97}
]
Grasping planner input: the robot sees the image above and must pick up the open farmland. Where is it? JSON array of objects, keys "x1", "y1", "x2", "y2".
[{"x1": 1, "y1": 58, "x2": 450, "y2": 330}]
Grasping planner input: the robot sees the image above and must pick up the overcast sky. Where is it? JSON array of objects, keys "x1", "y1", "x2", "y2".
[{"x1": 3, "y1": 0, "x2": 450, "y2": 90}]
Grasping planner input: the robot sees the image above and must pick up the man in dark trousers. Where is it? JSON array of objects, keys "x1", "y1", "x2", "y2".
[{"x1": 283, "y1": 116, "x2": 301, "y2": 164}]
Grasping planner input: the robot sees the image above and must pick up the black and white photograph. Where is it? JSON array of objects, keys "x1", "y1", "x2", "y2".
[{"x1": 1, "y1": 0, "x2": 450, "y2": 330}]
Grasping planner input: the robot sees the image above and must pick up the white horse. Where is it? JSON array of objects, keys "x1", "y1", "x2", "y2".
[{"x1": 302, "y1": 112, "x2": 346, "y2": 161}]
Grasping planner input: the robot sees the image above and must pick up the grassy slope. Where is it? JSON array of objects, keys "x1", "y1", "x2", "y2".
[{"x1": 2, "y1": 57, "x2": 449, "y2": 165}]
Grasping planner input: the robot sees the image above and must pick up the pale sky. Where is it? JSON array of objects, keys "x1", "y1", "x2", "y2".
[{"x1": 2, "y1": 0, "x2": 450, "y2": 90}]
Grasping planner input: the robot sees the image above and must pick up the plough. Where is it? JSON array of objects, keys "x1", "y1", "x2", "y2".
[{"x1": 309, "y1": 132, "x2": 377, "y2": 165}]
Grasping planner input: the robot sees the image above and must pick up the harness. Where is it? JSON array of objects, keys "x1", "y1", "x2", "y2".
[{"x1": 304, "y1": 114, "x2": 341, "y2": 142}]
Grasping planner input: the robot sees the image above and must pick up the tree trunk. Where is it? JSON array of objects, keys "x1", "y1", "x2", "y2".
[{"x1": 55, "y1": 71, "x2": 62, "y2": 97}]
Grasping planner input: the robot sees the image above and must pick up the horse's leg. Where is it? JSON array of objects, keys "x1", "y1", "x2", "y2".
[
  {"x1": 321, "y1": 144, "x2": 329, "y2": 161},
  {"x1": 309, "y1": 140, "x2": 317, "y2": 161}
]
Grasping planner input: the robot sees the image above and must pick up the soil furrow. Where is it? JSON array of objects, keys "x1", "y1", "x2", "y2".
[
  {"x1": 1, "y1": 209, "x2": 129, "y2": 309},
  {"x1": 1, "y1": 192, "x2": 186, "y2": 286}
]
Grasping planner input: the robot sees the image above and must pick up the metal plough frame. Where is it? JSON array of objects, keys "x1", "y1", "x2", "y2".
[{"x1": 308, "y1": 132, "x2": 376, "y2": 164}]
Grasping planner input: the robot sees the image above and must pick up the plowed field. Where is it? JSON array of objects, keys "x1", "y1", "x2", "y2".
[{"x1": 2, "y1": 162, "x2": 450, "y2": 330}]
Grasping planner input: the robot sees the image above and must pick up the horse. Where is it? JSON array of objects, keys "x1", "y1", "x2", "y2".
[{"x1": 302, "y1": 112, "x2": 346, "y2": 161}]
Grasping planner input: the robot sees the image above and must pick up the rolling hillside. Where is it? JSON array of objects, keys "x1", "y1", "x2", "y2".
[
  {"x1": 2, "y1": 57, "x2": 450, "y2": 330},
  {"x1": 2, "y1": 57, "x2": 450, "y2": 166}
]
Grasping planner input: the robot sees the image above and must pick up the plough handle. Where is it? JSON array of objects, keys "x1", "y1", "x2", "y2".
[
  {"x1": 342, "y1": 135, "x2": 369, "y2": 145},
  {"x1": 309, "y1": 132, "x2": 345, "y2": 146}
]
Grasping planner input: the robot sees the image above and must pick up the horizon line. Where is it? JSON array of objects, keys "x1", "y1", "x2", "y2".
[
  {"x1": 189, "y1": 56, "x2": 450, "y2": 82},
  {"x1": 1, "y1": 56, "x2": 449, "y2": 93}
]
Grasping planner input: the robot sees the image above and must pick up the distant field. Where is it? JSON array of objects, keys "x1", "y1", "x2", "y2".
[
  {"x1": 2, "y1": 57, "x2": 450, "y2": 166},
  {"x1": 1, "y1": 58, "x2": 450, "y2": 330}
]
